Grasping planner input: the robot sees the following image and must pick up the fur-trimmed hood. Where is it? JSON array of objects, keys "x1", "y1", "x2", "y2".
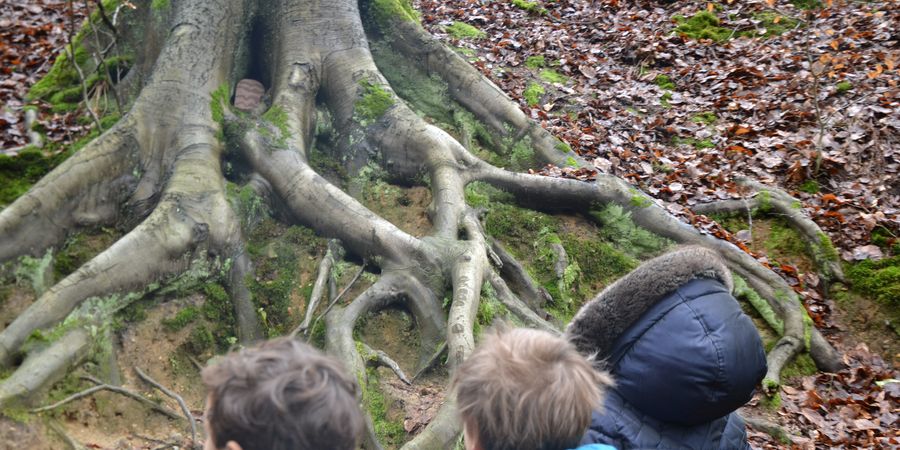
[
  {"x1": 568, "y1": 246, "x2": 766, "y2": 433},
  {"x1": 565, "y1": 246, "x2": 732, "y2": 359}
]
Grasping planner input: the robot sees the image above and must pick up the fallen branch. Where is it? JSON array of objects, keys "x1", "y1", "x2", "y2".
[
  {"x1": 298, "y1": 260, "x2": 366, "y2": 339},
  {"x1": 135, "y1": 367, "x2": 198, "y2": 447},
  {"x1": 297, "y1": 240, "x2": 340, "y2": 335}
]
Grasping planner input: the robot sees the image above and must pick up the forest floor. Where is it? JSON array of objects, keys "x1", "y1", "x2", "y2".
[{"x1": 0, "y1": 0, "x2": 898, "y2": 448}]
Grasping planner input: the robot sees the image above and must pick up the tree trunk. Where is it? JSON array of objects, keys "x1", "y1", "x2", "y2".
[{"x1": 0, "y1": 0, "x2": 843, "y2": 447}]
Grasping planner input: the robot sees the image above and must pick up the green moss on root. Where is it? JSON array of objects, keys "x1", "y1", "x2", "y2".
[
  {"x1": 733, "y1": 274, "x2": 784, "y2": 334},
  {"x1": 354, "y1": 81, "x2": 394, "y2": 125},
  {"x1": 446, "y1": 21, "x2": 485, "y2": 39},
  {"x1": 371, "y1": 0, "x2": 419, "y2": 30},
  {"x1": 362, "y1": 368, "x2": 407, "y2": 446}
]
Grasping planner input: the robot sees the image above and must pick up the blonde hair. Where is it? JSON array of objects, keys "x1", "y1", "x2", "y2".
[{"x1": 453, "y1": 327, "x2": 612, "y2": 450}]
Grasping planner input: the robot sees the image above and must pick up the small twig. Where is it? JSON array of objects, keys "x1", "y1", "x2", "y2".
[
  {"x1": 31, "y1": 377, "x2": 182, "y2": 420},
  {"x1": 65, "y1": 0, "x2": 103, "y2": 132},
  {"x1": 303, "y1": 261, "x2": 366, "y2": 339},
  {"x1": 803, "y1": 9, "x2": 826, "y2": 175},
  {"x1": 92, "y1": 0, "x2": 117, "y2": 34},
  {"x1": 85, "y1": 0, "x2": 122, "y2": 114},
  {"x1": 48, "y1": 420, "x2": 84, "y2": 450},
  {"x1": 135, "y1": 367, "x2": 198, "y2": 448}
]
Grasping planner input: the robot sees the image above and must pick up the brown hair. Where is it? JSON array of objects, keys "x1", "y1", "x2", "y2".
[
  {"x1": 453, "y1": 327, "x2": 612, "y2": 450},
  {"x1": 202, "y1": 337, "x2": 364, "y2": 450}
]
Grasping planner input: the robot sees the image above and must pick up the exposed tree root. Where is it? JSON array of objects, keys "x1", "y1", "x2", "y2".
[
  {"x1": 693, "y1": 176, "x2": 845, "y2": 284},
  {"x1": 0, "y1": 0, "x2": 847, "y2": 447},
  {"x1": 490, "y1": 239, "x2": 552, "y2": 310},
  {"x1": 487, "y1": 270, "x2": 559, "y2": 335},
  {"x1": 359, "y1": 342, "x2": 411, "y2": 385}
]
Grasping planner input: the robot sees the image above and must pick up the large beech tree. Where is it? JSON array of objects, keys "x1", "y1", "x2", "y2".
[{"x1": 0, "y1": 0, "x2": 844, "y2": 447}]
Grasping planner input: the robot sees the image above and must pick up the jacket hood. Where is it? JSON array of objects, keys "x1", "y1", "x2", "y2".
[{"x1": 566, "y1": 246, "x2": 766, "y2": 426}]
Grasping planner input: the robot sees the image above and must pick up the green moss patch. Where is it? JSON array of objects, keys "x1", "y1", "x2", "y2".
[
  {"x1": 539, "y1": 69, "x2": 567, "y2": 84},
  {"x1": 53, "y1": 228, "x2": 121, "y2": 279},
  {"x1": 370, "y1": 0, "x2": 419, "y2": 29},
  {"x1": 525, "y1": 55, "x2": 546, "y2": 69},
  {"x1": 691, "y1": 111, "x2": 717, "y2": 125},
  {"x1": 523, "y1": 82, "x2": 544, "y2": 106},
  {"x1": 362, "y1": 368, "x2": 407, "y2": 446},
  {"x1": 354, "y1": 80, "x2": 394, "y2": 125},
  {"x1": 846, "y1": 256, "x2": 900, "y2": 306},
  {"x1": 479, "y1": 194, "x2": 643, "y2": 323},
  {"x1": 161, "y1": 306, "x2": 200, "y2": 331},
  {"x1": 446, "y1": 21, "x2": 485, "y2": 39},
  {"x1": 672, "y1": 136, "x2": 715, "y2": 149},
  {"x1": 798, "y1": 179, "x2": 820, "y2": 194},
  {"x1": 246, "y1": 221, "x2": 324, "y2": 337},
  {"x1": 511, "y1": 0, "x2": 546, "y2": 14},
  {"x1": 654, "y1": 74, "x2": 676, "y2": 90},
  {"x1": 672, "y1": 11, "x2": 733, "y2": 43}
]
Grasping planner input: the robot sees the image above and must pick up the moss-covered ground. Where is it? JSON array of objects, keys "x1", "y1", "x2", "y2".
[{"x1": 471, "y1": 182, "x2": 670, "y2": 323}]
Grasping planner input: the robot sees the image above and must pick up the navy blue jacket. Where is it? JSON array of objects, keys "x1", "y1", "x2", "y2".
[{"x1": 578, "y1": 278, "x2": 767, "y2": 449}]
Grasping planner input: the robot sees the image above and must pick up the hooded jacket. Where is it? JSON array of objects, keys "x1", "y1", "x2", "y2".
[{"x1": 566, "y1": 247, "x2": 767, "y2": 449}]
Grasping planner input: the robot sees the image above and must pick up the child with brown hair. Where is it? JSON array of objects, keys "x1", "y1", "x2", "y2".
[
  {"x1": 201, "y1": 337, "x2": 364, "y2": 450},
  {"x1": 453, "y1": 327, "x2": 616, "y2": 450}
]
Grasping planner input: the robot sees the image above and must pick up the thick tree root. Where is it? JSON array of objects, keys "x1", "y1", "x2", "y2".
[
  {"x1": 0, "y1": 329, "x2": 90, "y2": 408},
  {"x1": 490, "y1": 240, "x2": 552, "y2": 310},
  {"x1": 693, "y1": 176, "x2": 844, "y2": 284},
  {"x1": 471, "y1": 166, "x2": 843, "y2": 381},
  {"x1": 487, "y1": 270, "x2": 559, "y2": 335}
]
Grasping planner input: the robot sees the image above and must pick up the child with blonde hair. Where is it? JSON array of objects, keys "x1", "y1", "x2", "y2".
[{"x1": 453, "y1": 327, "x2": 615, "y2": 450}]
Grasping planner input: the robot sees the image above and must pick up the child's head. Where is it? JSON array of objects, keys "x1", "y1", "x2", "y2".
[
  {"x1": 453, "y1": 327, "x2": 611, "y2": 450},
  {"x1": 201, "y1": 337, "x2": 364, "y2": 450}
]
